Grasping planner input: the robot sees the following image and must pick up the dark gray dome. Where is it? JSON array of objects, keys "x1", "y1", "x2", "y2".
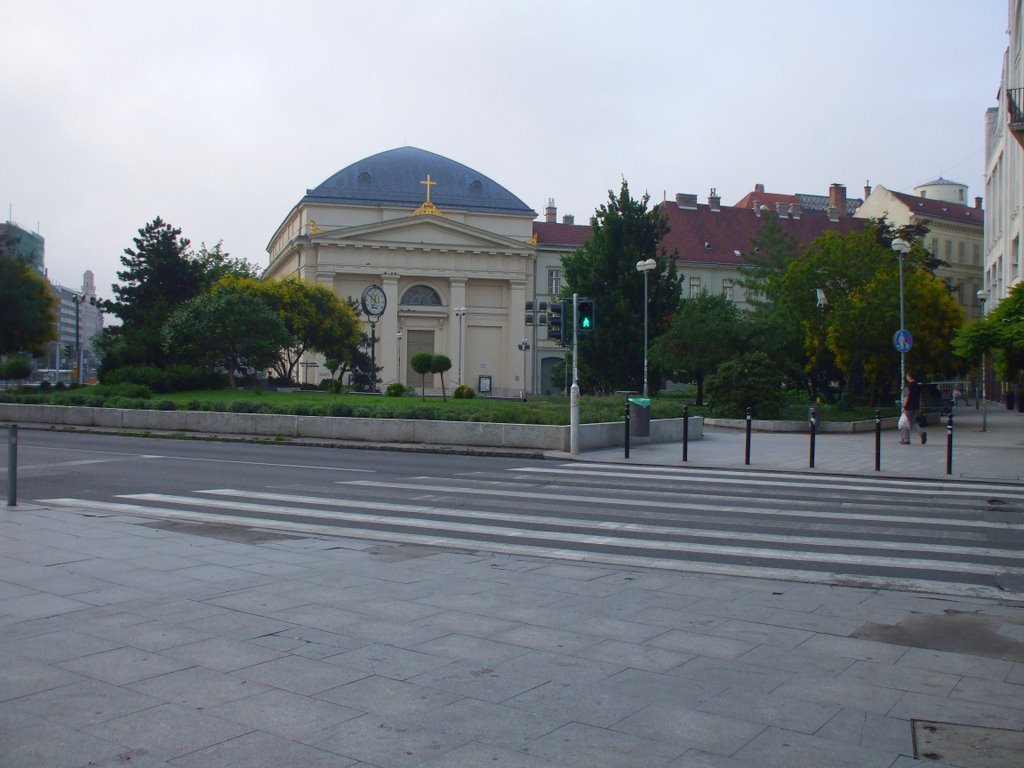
[{"x1": 303, "y1": 146, "x2": 535, "y2": 216}]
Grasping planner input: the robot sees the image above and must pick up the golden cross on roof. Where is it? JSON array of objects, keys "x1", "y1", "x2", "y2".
[
  {"x1": 412, "y1": 173, "x2": 443, "y2": 217},
  {"x1": 420, "y1": 174, "x2": 437, "y2": 203}
]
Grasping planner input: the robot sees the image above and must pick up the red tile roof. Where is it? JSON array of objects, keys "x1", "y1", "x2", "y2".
[
  {"x1": 533, "y1": 221, "x2": 592, "y2": 247},
  {"x1": 733, "y1": 191, "x2": 799, "y2": 210},
  {"x1": 656, "y1": 202, "x2": 866, "y2": 265},
  {"x1": 890, "y1": 191, "x2": 984, "y2": 226}
]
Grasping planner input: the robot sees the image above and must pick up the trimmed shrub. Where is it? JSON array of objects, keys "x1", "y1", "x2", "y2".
[
  {"x1": 385, "y1": 382, "x2": 408, "y2": 397},
  {"x1": 327, "y1": 403, "x2": 352, "y2": 417},
  {"x1": 705, "y1": 352, "x2": 785, "y2": 419},
  {"x1": 453, "y1": 384, "x2": 475, "y2": 399}
]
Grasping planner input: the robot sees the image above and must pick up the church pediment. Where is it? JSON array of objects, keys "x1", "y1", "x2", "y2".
[{"x1": 310, "y1": 215, "x2": 531, "y2": 253}]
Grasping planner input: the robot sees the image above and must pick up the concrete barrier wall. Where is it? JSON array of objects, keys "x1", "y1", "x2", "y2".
[{"x1": 0, "y1": 403, "x2": 702, "y2": 452}]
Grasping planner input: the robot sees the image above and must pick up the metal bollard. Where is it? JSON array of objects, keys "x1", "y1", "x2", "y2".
[
  {"x1": 809, "y1": 407, "x2": 817, "y2": 468},
  {"x1": 624, "y1": 400, "x2": 630, "y2": 459},
  {"x1": 682, "y1": 405, "x2": 689, "y2": 463},
  {"x1": 7, "y1": 425, "x2": 17, "y2": 507},
  {"x1": 744, "y1": 406, "x2": 752, "y2": 465},
  {"x1": 946, "y1": 412, "x2": 954, "y2": 476},
  {"x1": 874, "y1": 409, "x2": 881, "y2": 472}
]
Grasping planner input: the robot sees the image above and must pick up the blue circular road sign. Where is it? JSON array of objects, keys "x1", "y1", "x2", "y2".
[{"x1": 893, "y1": 329, "x2": 913, "y2": 353}]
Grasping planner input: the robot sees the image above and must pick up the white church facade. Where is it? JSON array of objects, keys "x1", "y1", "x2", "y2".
[{"x1": 264, "y1": 147, "x2": 539, "y2": 397}]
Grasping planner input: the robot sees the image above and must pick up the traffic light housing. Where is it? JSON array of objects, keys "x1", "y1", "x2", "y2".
[
  {"x1": 547, "y1": 299, "x2": 566, "y2": 345},
  {"x1": 576, "y1": 298, "x2": 595, "y2": 333}
]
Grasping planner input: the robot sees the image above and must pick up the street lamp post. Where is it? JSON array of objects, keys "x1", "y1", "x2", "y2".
[
  {"x1": 396, "y1": 331, "x2": 403, "y2": 385},
  {"x1": 517, "y1": 339, "x2": 530, "y2": 401},
  {"x1": 635, "y1": 258, "x2": 656, "y2": 397},
  {"x1": 454, "y1": 307, "x2": 466, "y2": 386},
  {"x1": 891, "y1": 238, "x2": 909, "y2": 390},
  {"x1": 977, "y1": 288, "x2": 989, "y2": 432}
]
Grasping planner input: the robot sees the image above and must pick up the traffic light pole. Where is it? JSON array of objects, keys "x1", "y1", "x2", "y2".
[{"x1": 570, "y1": 293, "x2": 580, "y2": 455}]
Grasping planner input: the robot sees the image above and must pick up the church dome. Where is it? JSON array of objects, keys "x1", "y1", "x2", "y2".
[{"x1": 303, "y1": 146, "x2": 535, "y2": 216}]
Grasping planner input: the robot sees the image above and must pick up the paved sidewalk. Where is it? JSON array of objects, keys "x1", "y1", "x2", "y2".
[
  {"x1": 1, "y1": 404, "x2": 1023, "y2": 767},
  {"x1": 580, "y1": 401, "x2": 1024, "y2": 483}
]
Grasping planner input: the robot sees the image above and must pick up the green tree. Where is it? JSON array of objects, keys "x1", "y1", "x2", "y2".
[
  {"x1": 954, "y1": 281, "x2": 1024, "y2": 396},
  {"x1": 705, "y1": 351, "x2": 785, "y2": 418},
  {"x1": 560, "y1": 180, "x2": 682, "y2": 393},
  {"x1": 162, "y1": 276, "x2": 289, "y2": 387},
  {"x1": 411, "y1": 352, "x2": 434, "y2": 400},
  {"x1": 262, "y1": 278, "x2": 360, "y2": 384},
  {"x1": 100, "y1": 217, "x2": 204, "y2": 370},
  {"x1": 431, "y1": 354, "x2": 452, "y2": 401},
  {"x1": 0, "y1": 238, "x2": 57, "y2": 356},
  {"x1": 773, "y1": 222, "x2": 961, "y2": 405},
  {"x1": 0, "y1": 355, "x2": 32, "y2": 383},
  {"x1": 649, "y1": 291, "x2": 744, "y2": 405},
  {"x1": 194, "y1": 241, "x2": 262, "y2": 286}
]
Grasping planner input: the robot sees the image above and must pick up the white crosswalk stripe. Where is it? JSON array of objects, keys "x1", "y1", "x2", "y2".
[{"x1": 40, "y1": 463, "x2": 1024, "y2": 600}]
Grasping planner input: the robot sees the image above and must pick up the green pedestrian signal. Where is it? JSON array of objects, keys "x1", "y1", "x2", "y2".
[{"x1": 576, "y1": 298, "x2": 595, "y2": 333}]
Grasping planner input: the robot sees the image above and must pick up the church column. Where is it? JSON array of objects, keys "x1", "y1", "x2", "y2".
[
  {"x1": 449, "y1": 277, "x2": 467, "y2": 387},
  {"x1": 381, "y1": 272, "x2": 401, "y2": 385},
  {"x1": 509, "y1": 279, "x2": 528, "y2": 396}
]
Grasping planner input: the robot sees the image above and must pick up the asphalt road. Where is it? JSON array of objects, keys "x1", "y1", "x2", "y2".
[{"x1": 6, "y1": 430, "x2": 1023, "y2": 600}]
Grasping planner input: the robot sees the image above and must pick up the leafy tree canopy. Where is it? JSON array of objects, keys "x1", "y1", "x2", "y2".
[
  {"x1": 953, "y1": 281, "x2": 1024, "y2": 385},
  {"x1": 162, "y1": 276, "x2": 289, "y2": 387},
  {"x1": 560, "y1": 179, "x2": 682, "y2": 393},
  {"x1": 649, "y1": 291, "x2": 744, "y2": 405},
  {"x1": 0, "y1": 235, "x2": 57, "y2": 356}
]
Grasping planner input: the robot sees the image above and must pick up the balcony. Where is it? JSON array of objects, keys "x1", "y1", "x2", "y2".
[{"x1": 1010, "y1": 87, "x2": 1024, "y2": 148}]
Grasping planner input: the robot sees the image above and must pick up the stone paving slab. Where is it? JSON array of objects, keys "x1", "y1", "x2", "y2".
[{"x1": 1, "y1": 501, "x2": 1023, "y2": 768}]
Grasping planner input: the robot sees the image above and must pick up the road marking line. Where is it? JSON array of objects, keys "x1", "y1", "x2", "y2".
[
  {"x1": 340, "y1": 480, "x2": 1022, "y2": 531},
  {"x1": 37, "y1": 497, "x2": 1022, "y2": 601}
]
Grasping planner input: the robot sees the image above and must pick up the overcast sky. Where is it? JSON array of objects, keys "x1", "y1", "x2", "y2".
[{"x1": 2, "y1": 0, "x2": 1009, "y2": 298}]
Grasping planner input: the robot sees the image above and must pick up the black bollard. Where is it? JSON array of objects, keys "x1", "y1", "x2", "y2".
[
  {"x1": 809, "y1": 407, "x2": 817, "y2": 469},
  {"x1": 7, "y1": 425, "x2": 17, "y2": 507},
  {"x1": 946, "y1": 412, "x2": 954, "y2": 476},
  {"x1": 624, "y1": 400, "x2": 630, "y2": 459},
  {"x1": 744, "y1": 406, "x2": 752, "y2": 465},
  {"x1": 682, "y1": 405, "x2": 689, "y2": 463},
  {"x1": 874, "y1": 409, "x2": 881, "y2": 472}
]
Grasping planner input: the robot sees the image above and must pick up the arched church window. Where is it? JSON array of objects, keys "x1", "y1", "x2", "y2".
[{"x1": 401, "y1": 285, "x2": 442, "y2": 306}]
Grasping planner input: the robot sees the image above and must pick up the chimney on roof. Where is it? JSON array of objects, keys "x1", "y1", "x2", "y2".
[
  {"x1": 589, "y1": 216, "x2": 597, "y2": 227},
  {"x1": 975, "y1": 196, "x2": 982, "y2": 209},
  {"x1": 775, "y1": 202, "x2": 790, "y2": 218},
  {"x1": 708, "y1": 188, "x2": 720, "y2": 211},
  {"x1": 755, "y1": 183, "x2": 765, "y2": 193},
  {"x1": 753, "y1": 200, "x2": 763, "y2": 217},
  {"x1": 675, "y1": 193, "x2": 698, "y2": 210},
  {"x1": 562, "y1": 214, "x2": 574, "y2": 225},
  {"x1": 827, "y1": 206, "x2": 839, "y2": 222},
  {"x1": 864, "y1": 181, "x2": 872, "y2": 198},
  {"x1": 790, "y1": 202, "x2": 801, "y2": 220},
  {"x1": 545, "y1": 198, "x2": 557, "y2": 224},
  {"x1": 828, "y1": 184, "x2": 847, "y2": 216}
]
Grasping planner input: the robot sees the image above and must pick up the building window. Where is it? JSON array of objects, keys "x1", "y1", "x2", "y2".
[
  {"x1": 945, "y1": 240, "x2": 952, "y2": 259},
  {"x1": 547, "y1": 269, "x2": 561, "y2": 296},
  {"x1": 722, "y1": 279, "x2": 734, "y2": 301},
  {"x1": 931, "y1": 238, "x2": 939, "y2": 255},
  {"x1": 689, "y1": 276, "x2": 702, "y2": 297},
  {"x1": 973, "y1": 244, "x2": 982, "y2": 266},
  {"x1": 400, "y1": 285, "x2": 442, "y2": 306},
  {"x1": 958, "y1": 242, "x2": 965, "y2": 263}
]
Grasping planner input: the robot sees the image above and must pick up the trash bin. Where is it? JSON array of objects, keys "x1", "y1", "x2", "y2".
[{"x1": 628, "y1": 397, "x2": 651, "y2": 437}]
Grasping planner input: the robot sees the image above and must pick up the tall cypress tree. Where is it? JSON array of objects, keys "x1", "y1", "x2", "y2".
[{"x1": 560, "y1": 180, "x2": 682, "y2": 393}]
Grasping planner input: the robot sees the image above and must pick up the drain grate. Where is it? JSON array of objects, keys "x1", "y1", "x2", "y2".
[{"x1": 913, "y1": 720, "x2": 1024, "y2": 766}]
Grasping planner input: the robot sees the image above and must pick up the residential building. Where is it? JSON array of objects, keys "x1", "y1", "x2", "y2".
[
  {"x1": 983, "y1": 0, "x2": 1024, "y2": 309},
  {"x1": 48, "y1": 272, "x2": 103, "y2": 384},
  {"x1": 854, "y1": 180, "x2": 985, "y2": 320},
  {"x1": 657, "y1": 184, "x2": 865, "y2": 307}
]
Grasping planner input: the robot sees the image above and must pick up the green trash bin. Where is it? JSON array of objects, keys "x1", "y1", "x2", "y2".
[{"x1": 628, "y1": 397, "x2": 651, "y2": 437}]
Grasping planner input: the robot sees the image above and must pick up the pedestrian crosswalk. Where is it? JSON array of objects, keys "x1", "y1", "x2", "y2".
[{"x1": 41, "y1": 462, "x2": 1024, "y2": 600}]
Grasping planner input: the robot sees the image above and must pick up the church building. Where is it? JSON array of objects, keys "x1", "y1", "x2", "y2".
[{"x1": 264, "y1": 147, "x2": 538, "y2": 396}]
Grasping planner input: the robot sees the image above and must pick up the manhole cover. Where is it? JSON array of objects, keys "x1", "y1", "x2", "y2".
[{"x1": 913, "y1": 720, "x2": 1024, "y2": 767}]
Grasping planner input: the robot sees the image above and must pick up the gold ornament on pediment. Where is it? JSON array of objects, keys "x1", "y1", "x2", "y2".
[
  {"x1": 527, "y1": 233, "x2": 538, "y2": 245},
  {"x1": 411, "y1": 173, "x2": 444, "y2": 217},
  {"x1": 308, "y1": 219, "x2": 324, "y2": 234}
]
